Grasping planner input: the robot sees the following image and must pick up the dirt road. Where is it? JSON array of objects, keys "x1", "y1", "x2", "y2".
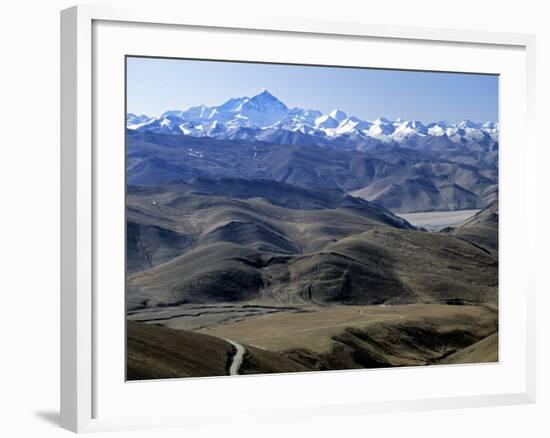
[{"x1": 225, "y1": 339, "x2": 246, "y2": 375}]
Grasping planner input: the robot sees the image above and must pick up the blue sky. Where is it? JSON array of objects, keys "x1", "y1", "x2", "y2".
[{"x1": 126, "y1": 57, "x2": 498, "y2": 123}]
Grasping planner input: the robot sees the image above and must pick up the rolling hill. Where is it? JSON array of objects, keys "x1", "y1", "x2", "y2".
[
  {"x1": 443, "y1": 200, "x2": 499, "y2": 256},
  {"x1": 127, "y1": 179, "x2": 498, "y2": 310},
  {"x1": 127, "y1": 320, "x2": 310, "y2": 380}
]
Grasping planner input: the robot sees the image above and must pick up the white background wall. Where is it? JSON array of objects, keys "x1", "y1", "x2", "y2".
[{"x1": 0, "y1": 0, "x2": 547, "y2": 436}]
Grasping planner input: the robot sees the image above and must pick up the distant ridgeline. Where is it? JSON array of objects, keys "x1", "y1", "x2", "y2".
[
  {"x1": 126, "y1": 90, "x2": 498, "y2": 214},
  {"x1": 127, "y1": 90, "x2": 498, "y2": 151}
]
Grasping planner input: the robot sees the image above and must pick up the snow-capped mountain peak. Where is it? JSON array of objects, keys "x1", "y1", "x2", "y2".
[
  {"x1": 335, "y1": 116, "x2": 371, "y2": 136},
  {"x1": 329, "y1": 109, "x2": 347, "y2": 122},
  {"x1": 315, "y1": 114, "x2": 340, "y2": 129},
  {"x1": 242, "y1": 89, "x2": 288, "y2": 111},
  {"x1": 127, "y1": 91, "x2": 498, "y2": 151},
  {"x1": 458, "y1": 119, "x2": 481, "y2": 129}
]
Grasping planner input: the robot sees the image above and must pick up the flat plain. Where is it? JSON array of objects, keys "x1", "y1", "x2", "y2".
[
  {"x1": 198, "y1": 304, "x2": 494, "y2": 353},
  {"x1": 396, "y1": 209, "x2": 480, "y2": 231}
]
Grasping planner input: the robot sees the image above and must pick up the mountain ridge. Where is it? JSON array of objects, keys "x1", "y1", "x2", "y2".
[{"x1": 127, "y1": 89, "x2": 498, "y2": 152}]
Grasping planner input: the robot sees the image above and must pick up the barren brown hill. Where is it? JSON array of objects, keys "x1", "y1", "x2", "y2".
[
  {"x1": 202, "y1": 304, "x2": 497, "y2": 371},
  {"x1": 127, "y1": 178, "x2": 412, "y2": 272},
  {"x1": 324, "y1": 228, "x2": 498, "y2": 304},
  {"x1": 289, "y1": 305, "x2": 498, "y2": 370},
  {"x1": 439, "y1": 332, "x2": 498, "y2": 364},
  {"x1": 127, "y1": 179, "x2": 497, "y2": 313},
  {"x1": 444, "y1": 200, "x2": 498, "y2": 256},
  {"x1": 127, "y1": 320, "x2": 233, "y2": 380},
  {"x1": 127, "y1": 320, "x2": 309, "y2": 379},
  {"x1": 128, "y1": 227, "x2": 497, "y2": 309}
]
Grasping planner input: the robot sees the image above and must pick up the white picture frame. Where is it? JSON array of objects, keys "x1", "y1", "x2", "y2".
[{"x1": 60, "y1": 5, "x2": 537, "y2": 433}]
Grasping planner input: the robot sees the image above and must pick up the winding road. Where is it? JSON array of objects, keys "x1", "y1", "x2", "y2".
[{"x1": 225, "y1": 339, "x2": 246, "y2": 375}]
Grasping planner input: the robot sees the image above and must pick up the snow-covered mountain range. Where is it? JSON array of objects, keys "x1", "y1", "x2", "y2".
[{"x1": 127, "y1": 89, "x2": 498, "y2": 150}]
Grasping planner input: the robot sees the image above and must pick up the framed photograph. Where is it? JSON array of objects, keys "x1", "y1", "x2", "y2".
[{"x1": 61, "y1": 5, "x2": 536, "y2": 432}]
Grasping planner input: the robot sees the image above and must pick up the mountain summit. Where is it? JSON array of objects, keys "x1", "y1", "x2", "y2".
[{"x1": 246, "y1": 89, "x2": 288, "y2": 110}]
